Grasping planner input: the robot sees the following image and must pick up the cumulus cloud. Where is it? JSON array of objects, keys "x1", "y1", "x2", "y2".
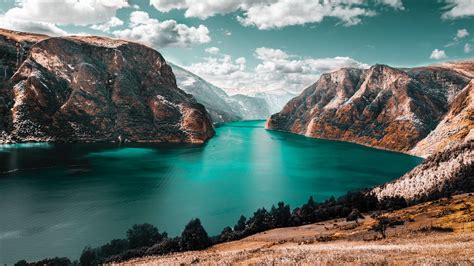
[
  {"x1": 456, "y1": 28, "x2": 469, "y2": 39},
  {"x1": 465, "y1": 43, "x2": 472, "y2": 53},
  {"x1": 185, "y1": 47, "x2": 369, "y2": 94},
  {"x1": 5, "y1": 0, "x2": 128, "y2": 25},
  {"x1": 113, "y1": 11, "x2": 211, "y2": 48},
  {"x1": 205, "y1": 47, "x2": 220, "y2": 54},
  {"x1": 90, "y1": 17, "x2": 124, "y2": 32},
  {"x1": 430, "y1": 49, "x2": 448, "y2": 60},
  {"x1": 150, "y1": 0, "x2": 404, "y2": 29},
  {"x1": 0, "y1": 16, "x2": 67, "y2": 36},
  {"x1": 376, "y1": 0, "x2": 404, "y2": 10},
  {"x1": 442, "y1": 0, "x2": 474, "y2": 19}
]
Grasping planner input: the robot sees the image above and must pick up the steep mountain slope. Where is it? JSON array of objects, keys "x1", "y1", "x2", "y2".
[
  {"x1": 252, "y1": 90, "x2": 298, "y2": 115},
  {"x1": 267, "y1": 61, "x2": 474, "y2": 156},
  {"x1": 171, "y1": 63, "x2": 242, "y2": 123},
  {"x1": 171, "y1": 63, "x2": 271, "y2": 122},
  {"x1": 231, "y1": 94, "x2": 270, "y2": 120},
  {"x1": 372, "y1": 140, "x2": 473, "y2": 202},
  {"x1": 0, "y1": 28, "x2": 214, "y2": 144}
]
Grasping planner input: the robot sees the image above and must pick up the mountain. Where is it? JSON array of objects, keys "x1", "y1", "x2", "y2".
[
  {"x1": 171, "y1": 63, "x2": 271, "y2": 122},
  {"x1": 230, "y1": 94, "x2": 270, "y2": 120},
  {"x1": 0, "y1": 28, "x2": 214, "y2": 144},
  {"x1": 252, "y1": 90, "x2": 298, "y2": 115},
  {"x1": 266, "y1": 61, "x2": 474, "y2": 157},
  {"x1": 267, "y1": 60, "x2": 474, "y2": 201}
]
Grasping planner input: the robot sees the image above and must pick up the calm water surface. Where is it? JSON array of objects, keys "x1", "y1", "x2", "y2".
[{"x1": 0, "y1": 120, "x2": 422, "y2": 263}]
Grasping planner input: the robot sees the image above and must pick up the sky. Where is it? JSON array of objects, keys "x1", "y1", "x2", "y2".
[{"x1": 0, "y1": 0, "x2": 473, "y2": 94}]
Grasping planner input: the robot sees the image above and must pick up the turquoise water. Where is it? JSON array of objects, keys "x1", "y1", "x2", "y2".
[{"x1": 0, "y1": 120, "x2": 422, "y2": 263}]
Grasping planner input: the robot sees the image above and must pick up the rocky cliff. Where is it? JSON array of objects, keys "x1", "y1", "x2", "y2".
[
  {"x1": 0, "y1": 29, "x2": 214, "y2": 144},
  {"x1": 266, "y1": 61, "x2": 474, "y2": 157}
]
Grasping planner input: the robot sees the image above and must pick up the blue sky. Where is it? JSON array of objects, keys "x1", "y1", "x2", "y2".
[{"x1": 0, "y1": 0, "x2": 473, "y2": 94}]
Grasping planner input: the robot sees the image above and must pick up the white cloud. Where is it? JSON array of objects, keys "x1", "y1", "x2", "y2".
[
  {"x1": 185, "y1": 47, "x2": 368, "y2": 94},
  {"x1": 90, "y1": 17, "x2": 124, "y2": 32},
  {"x1": 113, "y1": 11, "x2": 211, "y2": 48},
  {"x1": 0, "y1": 16, "x2": 67, "y2": 36},
  {"x1": 205, "y1": 47, "x2": 220, "y2": 54},
  {"x1": 442, "y1": 0, "x2": 474, "y2": 19},
  {"x1": 465, "y1": 43, "x2": 472, "y2": 53},
  {"x1": 456, "y1": 28, "x2": 469, "y2": 39},
  {"x1": 5, "y1": 0, "x2": 128, "y2": 25},
  {"x1": 376, "y1": 0, "x2": 404, "y2": 10},
  {"x1": 150, "y1": 0, "x2": 403, "y2": 29},
  {"x1": 430, "y1": 49, "x2": 448, "y2": 60}
]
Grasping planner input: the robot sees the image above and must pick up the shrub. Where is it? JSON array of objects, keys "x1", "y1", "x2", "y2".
[
  {"x1": 126, "y1": 224, "x2": 166, "y2": 249},
  {"x1": 146, "y1": 237, "x2": 181, "y2": 256},
  {"x1": 346, "y1": 208, "x2": 364, "y2": 223}
]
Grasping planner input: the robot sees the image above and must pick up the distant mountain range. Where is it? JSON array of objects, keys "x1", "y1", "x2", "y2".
[{"x1": 171, "y1": 63, "x2": 296, "y2": 123}]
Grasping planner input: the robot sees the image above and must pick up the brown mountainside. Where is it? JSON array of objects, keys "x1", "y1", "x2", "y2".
[
  {"x1": 0, "y1": 29, "x2": 214, "y2": 144},
  {"x1": 266, "y1": 61, "x2": 474, "y2": 157}
]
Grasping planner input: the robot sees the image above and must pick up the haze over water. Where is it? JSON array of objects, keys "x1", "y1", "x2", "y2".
[{"x1": 0, "y1": 121, "x2": 422, "y2": 263}]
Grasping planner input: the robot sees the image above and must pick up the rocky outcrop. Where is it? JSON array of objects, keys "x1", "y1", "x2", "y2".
[
  {"x1": 0, "y1": 28, "x2": 214, "y2": 144},
  {"x1": 266, "y1": 61, "x2": 474, "y2": 157}
]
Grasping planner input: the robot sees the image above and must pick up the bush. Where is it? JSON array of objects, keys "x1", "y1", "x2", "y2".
[
  {"x1": 180, "y1": 218, "x2": 211, "y2": 251},
  {"x1": 146, "y1": 237, "x2": 181, "y2": 256},
  {"x1": 127, "y1": 224, "x2": 166, "y2": 249},
  {"x1": 346, "y1": 208, "x2": 364, "y2": 223},
  {"x1": 15, "y1": 257, "x2": 72, "y2": 266}
]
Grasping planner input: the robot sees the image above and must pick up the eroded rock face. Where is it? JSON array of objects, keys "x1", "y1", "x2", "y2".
[
  {"x1": 0, "y1": 29, "x2": 214, "y2": 144},
  {"x1": 266, "y1": 61, "x2": 474, "y2": 156}
]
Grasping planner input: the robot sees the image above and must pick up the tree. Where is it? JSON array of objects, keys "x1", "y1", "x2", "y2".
[
  {"x1": 299, "y1": 196, "x2": 317, "y2": 223},
  {"x1": 180, "y1": 218, "x2": 211, "y2": 251},
  {"x1": 370, "y1": 215, "x2": 391, "y2": 238},
  {"x1": 245, "y1": 208, "x2": 271, "y2": 234},
  {"x1": 270, "y1": 202, "x2": 291, "y2": 228},
  {"x1": 346, "y1": 208, "x2": 364, "y2": 224},
  {"x1": 126, "y1": 224, "x2": 166, "y2": 249},
  {"x1": 219, "y1": 226, "x2": 235, "y2": 242},
  {"x1": 14, "y1": 260, "x2": 28, "y2": 266},
  {"x1": 234, "y1": 215, "x2": 247, "y2": 232},
  {"x1": 378, "y1": 196, "x2": 407, "y2": 211},
  {"x1": 98, "y1": 239, "x2": 129, "y2": 258},
  {"x1": 80, "y1": 246, "x2": 96, "y2": 266}
]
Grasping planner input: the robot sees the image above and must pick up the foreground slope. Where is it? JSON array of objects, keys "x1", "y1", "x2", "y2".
[
  {"x1": 0, "y1": 29, "x2": 214, "y2": 144},
  {"x1": 266, "y1": 61, "x2": 474, "y2": 156},
  {"x1": 117, "y1": 194, "x2": 474, "y2": 265}
]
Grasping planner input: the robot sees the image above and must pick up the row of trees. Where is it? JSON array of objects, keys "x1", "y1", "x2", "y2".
[{"x1": 15, "y1": 190, "x2": 410, "y2": 266}]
